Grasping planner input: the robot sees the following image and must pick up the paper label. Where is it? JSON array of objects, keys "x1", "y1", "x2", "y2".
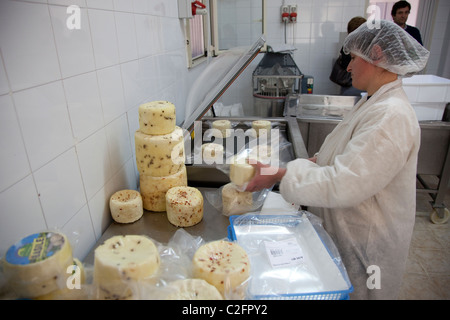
[
  {"x1": 5, "y1": 232, "x2": 65, "y2": 265},
  {"x1": 264, "y1": 237, "x2": 304, "y2": 268}
]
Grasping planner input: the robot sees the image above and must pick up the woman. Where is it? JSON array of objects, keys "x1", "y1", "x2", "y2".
[{"x1": 246, "y1": 20, "x2": 429, "y2": 299}]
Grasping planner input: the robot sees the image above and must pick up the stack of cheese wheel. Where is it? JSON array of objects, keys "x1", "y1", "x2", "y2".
[
  {"x1": 3, "y1": 231, "x2": 74, "y2": 299},
  {"x1": 135, "y1": 101, "x2": 187, "y2": 212},
  {"x1": 192, "y1": 240, "x2": 250, "y2": 299},
  {"x1": 94, "y1": 235, "x2": 160, "y2": 300}
]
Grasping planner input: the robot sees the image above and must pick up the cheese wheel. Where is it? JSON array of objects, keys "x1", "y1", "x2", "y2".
[
  {"x1": 192, "y1": 240, "x2": 250, "y2": 299},
  {"x1": 3, "y1": 232, "x2": 74, "y2": 298},
  {"x1": 94, "y1": 235, "x2": 160, "y2": 300},
  {"x1": 35, "y1": 258, "x2": 87, "y2": 300},
  {"x1": 165, "y1": 186, "x2": 203, "y2": 227},
  {"x1": 252, "y1": 120, "x2": 271, "y2": 137},
  {"x1": 140, "y1": 165, "x2": 188, "y2": 212},
  {"x1": 139, "y1": 101, "x2": 176, "y2": 135},
  {"x1": 135, "y1": 127, "x2": 185, "y2": 176},
  {"x1": 109, "y1": 189, "x2": 143, "y2": 223},
  {"x1": 165, "y1": 279, "x2": 223, "y2": 300},
  {"x1": 222, "y1": 183, "x2": 253, "y2": 215},
  {"x1": 201, "y1": 143, "x2": 224, "y2": 164},
  {"x1": 229, "y1": 155, "x2": 255, "y2": 186},
  {"x1": 212, "y1": 120, "x2": 231, "y2": 138}
]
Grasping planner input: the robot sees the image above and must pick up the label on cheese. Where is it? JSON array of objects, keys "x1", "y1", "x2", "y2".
[
  {"x1": 4, "y1": 232, "x2": 73, "y2": 298},
  {"x1": 5, "y1": 232, "x2": 67, "y2": 265}
]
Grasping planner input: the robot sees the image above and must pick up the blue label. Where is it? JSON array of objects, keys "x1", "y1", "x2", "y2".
[{"x1": 5, "y1": 232, "x2": 65, "y2": 265}]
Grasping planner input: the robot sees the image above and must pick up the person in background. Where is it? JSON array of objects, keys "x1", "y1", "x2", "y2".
[
  {"x1": 338, "y1": 16, "x2": 367, "y2": 96},
  {"x1": 391, "y1": 0, "x2": 423, "y2": 45},
  {"x1": 245, "y1": 20, "x2": 429, "y2": 299}
]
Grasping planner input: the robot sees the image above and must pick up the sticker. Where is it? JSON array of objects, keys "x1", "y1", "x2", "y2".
[
  {"x1": 5, "y1": 232, "x2": 65, "y2": 265},
  {"x1": 264, "y1": 237, "x2": 304, "y2": 268}
]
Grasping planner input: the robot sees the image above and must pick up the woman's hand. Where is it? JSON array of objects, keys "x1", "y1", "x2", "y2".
[{"x1": 245, "y1": 161, "x2": 287, "y2": 192}]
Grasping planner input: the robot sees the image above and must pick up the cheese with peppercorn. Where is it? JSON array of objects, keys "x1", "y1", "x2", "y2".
[
  {"x1": 165, "y1": 186, "x2": 203, "y2": 227},
  {"x1": 165, "y1": 279, "x2": 223, "y2": 300},
  {"x1": 109, "y1": 189, "x2": 143, "y2": 223},
  {"x1": 140, "y1": 165, "x2": 187, "y2": 212},
  {"x1": 221, "y1": 182, "x2": 253, "y2": 216},
  {"x1": 135, "y1": 126, "x2": 185, "y2": 177},
  {"x1": 138, "y1": 101, "x2": 176, "y2": 135},
  {"x1": 94, "y1": 235, "x2": 160, "y2": 300},
  {"x1": 192, "y1": 240, "x2": 250, "y2": 299},
  {"x1": 3, "y1": 232, "x2": 74, "y2": 298}
]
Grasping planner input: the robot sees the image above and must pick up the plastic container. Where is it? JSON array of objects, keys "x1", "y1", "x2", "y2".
[{"x1": 227, "y1": 213, "x2": 353, "y2": 300}]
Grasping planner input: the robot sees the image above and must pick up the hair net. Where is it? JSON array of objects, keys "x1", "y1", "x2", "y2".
[{"x1": 343, "y1": 19, "x2": 429, "y2": 77}]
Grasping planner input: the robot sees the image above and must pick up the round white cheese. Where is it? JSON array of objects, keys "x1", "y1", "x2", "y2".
[
  {"x1": 109, "y1": 189, "x2": 143, "y2": 223},
  {"x1": 165, "y1": 186, "x2": 203, "y2": 227},
  {"x1": 3, "y1": 232, "x2": 74, "y2": 298},
  {"x1": 139, "y1": 101, "x2": 176, "y2": 135},
  {"x1": 165, "y1": 279, "x2": 223, "y2": 300},
  {"x1": 94, "y1": 235, "x2": 160, "y2": 300},
  {"x1": 229, "y1": 155, "x2": 255, "y2": 186},
  {"x1": 252, "y1": 120, "x2": 271, "y2": 137},
  {"x1": 201, "y1": 143, "x2": 224, "y2": 164},
  {"x1": 192, "y1": 240, "x2": 250, "y2": 299},
  {"x1": 35, "y1": 258, "x2": 88, "y2": 300},
  {"x1": 212, "y1": 119, "x2": 231, "y2": 138},
  {"x1": 222, "y1": 182, "x2": 253, "y2": 216},
  {"x1": 140, "y1": 165, "x2": 188, "y2": 212},
  {"x1": 135, "y1": 126, "x2": 185, "y2": 177}
]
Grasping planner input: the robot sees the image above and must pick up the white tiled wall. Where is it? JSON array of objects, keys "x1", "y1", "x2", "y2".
[
  {"x1": 0, "y1": 0, "x2": 191, "y2": 260},
  {"x1": 1, "y1": 0, "x2": 448, "y2": 262}
]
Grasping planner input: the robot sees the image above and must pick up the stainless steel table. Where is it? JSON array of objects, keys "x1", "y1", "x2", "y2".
[{"x1": 83, "y1": 187, "x2": 231, "y2": 265}]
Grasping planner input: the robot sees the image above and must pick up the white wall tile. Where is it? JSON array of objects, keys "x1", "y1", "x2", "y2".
[
  {"x1": 0, "y1": 175, "x2": 46, "y2": 257},
  {"x1": 113, "y1": 0, "x2": 134, "y2": 12},
  {"x1": 96, "y1": 65, "x2": 126, "y2": 124},
  {"x1": 13, "y1": 81, "x2": 74, "y2": 171},
  {"x1": 33, "y1": 148, "x2": 86, "y2": 229},
  {"x1": 114, "y1": 12, "x2": 139, "y2": 63},
  {"x1": 0, "y1": 95, "x2": 30, "y2": 192},
  {"x1": 87, "y1": 0, "x2": 114, "y2": 10},
  {"x1": 49, "y1": 6, "x2": 96, "y2": 78},
  {"x1": 0, "y1": 1, "x2": 61, "y2": 91},
  {"x1": 0, "y1": 60, "x2": 9, "y2": 95},
  {"x1": 105, "y1": 114, "x2": 133, "y2": 175},
  {"x1": 76, "y1": 128, "x2": 112, "y2": 200},
  {"x1": 88, "y1": 9, "x2": 120, "y2": 69},
  {"x1": 61, "y1": 205, "x2": 96, "y2": 260},
  {"x1": 88, "y1": 184, "x2": 113, "y2": 239},
  {"x1": 63, "y1": 72, "x2": 104, "y2": 141}
]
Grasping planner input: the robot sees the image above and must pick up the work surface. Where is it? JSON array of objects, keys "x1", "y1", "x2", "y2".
[{"x1": 83, "y1": 187, "x2": 231, "y2": 265}]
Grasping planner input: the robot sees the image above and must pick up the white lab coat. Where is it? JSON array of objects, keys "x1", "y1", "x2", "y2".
[{"x1": 280, "y1": 79, "x2": 420, "y2": 299}]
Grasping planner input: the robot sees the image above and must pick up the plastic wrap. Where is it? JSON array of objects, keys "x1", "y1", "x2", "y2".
[
  {"x1": 204, "y1": 130, "x2": 293, "y2": 216},
  {"x1": 228, "y1": 211, "x2": 353, "y2": 300}
]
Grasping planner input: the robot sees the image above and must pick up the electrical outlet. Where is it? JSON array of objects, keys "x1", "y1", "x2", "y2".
[
  {"x1": 281, "y1": 5, "x2": 290, "y2": 23},
  {"x1": 289, "y1": 4, "x2": 298, "y2": 23}
]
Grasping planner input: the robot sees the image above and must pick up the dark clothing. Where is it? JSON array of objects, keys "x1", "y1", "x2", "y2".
[{"x1": 405, "y1": 25, "x2": 423, "y2": 45}]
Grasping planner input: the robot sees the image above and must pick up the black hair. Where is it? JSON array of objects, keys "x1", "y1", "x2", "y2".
[{"x1": 391, "y1": 1, "x2": 411, "y2": 16}]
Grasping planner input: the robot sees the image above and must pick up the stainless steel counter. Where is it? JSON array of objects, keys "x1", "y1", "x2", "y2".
[{"x1": 83, "y1": 187, "x2": 231, "y2": 265}]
